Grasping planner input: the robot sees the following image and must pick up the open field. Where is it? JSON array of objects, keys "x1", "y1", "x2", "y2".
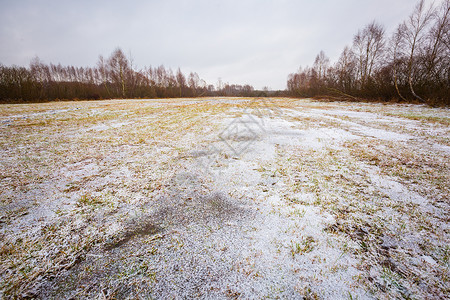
[{"x1": 0, "y1": 98, "x2": 449, "y2": 299}]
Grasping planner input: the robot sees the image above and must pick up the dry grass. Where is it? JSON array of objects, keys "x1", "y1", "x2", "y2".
[{"x1": 0, "y1": 97, "x2": 448, "y2": 299}]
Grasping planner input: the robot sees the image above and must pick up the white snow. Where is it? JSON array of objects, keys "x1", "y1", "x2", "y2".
[{"x1": 1, "y1": 98, "x2": 447, "y2": 299}]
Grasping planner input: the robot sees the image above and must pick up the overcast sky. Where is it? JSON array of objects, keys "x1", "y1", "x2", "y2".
[{"x1": 0, "y1": 0, "x2": 439, "y2": 90}]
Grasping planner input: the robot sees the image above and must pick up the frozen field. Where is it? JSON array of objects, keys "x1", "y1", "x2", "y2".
[{"x1": 0, "y1": 98, "x2": 449, "y2": 299}]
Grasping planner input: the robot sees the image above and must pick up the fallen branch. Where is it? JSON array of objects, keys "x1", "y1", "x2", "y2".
[{"x1": 326, "y1": 88, "x2": 360, "y2": 101}]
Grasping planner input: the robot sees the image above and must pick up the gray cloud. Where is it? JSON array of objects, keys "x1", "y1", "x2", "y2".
[{"x1": 0, "y1": 0, "x2": 438, "y2": 90}]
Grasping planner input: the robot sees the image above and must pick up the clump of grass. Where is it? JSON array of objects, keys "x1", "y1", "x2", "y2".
[
  {"x1": 0, "y1": 241, "x2": 16, "y2": 258},
  {"x1": 288, "y1": 208, "x2": 306, "y2": 218},
  {"x1": 76, "y1": 193, "x2": 104, "y2": 207},
  {"x1": 380, "y1": 266, "x2": 410, "y2": 297},
  {"x1": 291, "y1": 236, "x2": 316, "y2": 257}
]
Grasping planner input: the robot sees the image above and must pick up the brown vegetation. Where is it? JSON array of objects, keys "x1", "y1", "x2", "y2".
[{"x1": 0, "y1": 48, "x2": 264, "y2": 103}]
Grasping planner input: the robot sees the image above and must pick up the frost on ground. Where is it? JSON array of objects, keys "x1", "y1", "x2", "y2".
[{"x1": 0, "y1": 98, "x2": 448, "y2": 299}]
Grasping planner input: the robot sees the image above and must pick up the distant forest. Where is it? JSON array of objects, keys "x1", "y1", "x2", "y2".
[
  {"x1": 287, "y1": 0, "x2": 449, "y2": 105},
  {"x1": 0, "y1": 46, "x2": 276, "y2": 103}
]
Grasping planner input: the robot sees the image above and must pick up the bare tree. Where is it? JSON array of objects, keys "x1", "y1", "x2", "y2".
[
  {"x1": 423, "y1": 0, "x2": 450, "y2": 84},
  {"x1": 390, "y1": 27, "x2": 408, "y2": 101},
  {"x1": 336, "y1": 46, "x2": 357, "y2": 93},
  {"x1": 107, "y1": 48, "x2": 129, "y2": 97},
  {"x1": 397, "y1": 0, "x2": 435, "y2": 102},
  {"x1": 155, "y1": 65, "x2": 166, "y2": 88},
  {"x1": 176, "y1": 68, "x2": 186, "y2": 97},
  {"x1": 353, "y1": 21, "x2": 385, "y2": 88},
  {"x1": 217, "y1": 77, "x2": 223, "y2": 93},
  {"x1": 97, "y1": 55, "x2": 112, "y2": 98},
  {"x1": 188, "y1": 72, "x2": 200, "y2": 96},
  {"x1": 313, "y1": 50, "x2": 329, "y2": 83}
]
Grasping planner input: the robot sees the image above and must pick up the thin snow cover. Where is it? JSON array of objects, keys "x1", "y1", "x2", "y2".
[
  {"x1": 88, "y1": 121, "x2": 132, "y2": 131},
  {"x1": 219, "y1": 111, "x2": 360, "y2": 161},
  {"x1": 432, "y1": 143, "x2": 450, "y2": 155},
  {"x1": 367, "y1": 166, "x2": 428, "y2": 206},
  {"x1": 59, "y1": 159, "x2": 100, "y2": 180},
  {"x1": 294, "y1": 127, "x2": 359, "y2": 149},
  {"x1": 0, "y1": 98, "x2": 448, "y2": 299},
  {"x1": 323, "y1": 109, "x2": 381, "y2": 120},
  {"x1": 289, "y1": 107, "x2": 415, "y2": 141},
  {"x1": 349, "y1": 124, "x2": 413, "y2": 141},
  {"x1": 315, "y1": 113, "x2": 414, "y2": 141},
  {"x1": 182, "y1": 106, "x2": 369, "y2": 298},
  {"x1": 323, "y1": 109, "x2": 417, "y2": 125}
]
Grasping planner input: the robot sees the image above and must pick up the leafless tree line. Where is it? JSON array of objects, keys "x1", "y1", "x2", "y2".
[
  {"x1": 287, "y1": 0, "x2": 449, "y2": 105},
  {"x1": 0, "y1": 48, "x2": 260, "y2": 102}
]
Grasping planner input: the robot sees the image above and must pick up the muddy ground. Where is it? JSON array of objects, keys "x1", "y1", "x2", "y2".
[{"x1": 0, "y1": 98, "x2": 449, "y2": 299}]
